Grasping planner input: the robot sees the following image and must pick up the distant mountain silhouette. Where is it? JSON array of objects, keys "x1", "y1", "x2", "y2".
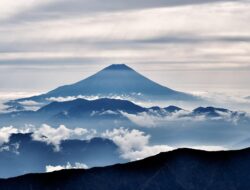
[
  {"x1": 191, "y1": 106, "x2": 248, "y2": 120},
  {"x1": 245, "y1": 96, "x2": 250, "y2": 100},
  {"x1": 165, "y1": 105, "x2": 183, "y2": 112},
  {"x1": 1, "y1": 148, "x2": 250, "y2": 189},
  {"x1": 0, "y1": 99, "x2": 247, "y2": 126},
  {"x1": 38, "y1": 98, "x2": 147, "y2": 116},
  {"x1": 193, "y1": 106, "x2": 230, "y2": 117},
  {"x1": 6, "y1": 64, "x2": 199, "y2": 110}
]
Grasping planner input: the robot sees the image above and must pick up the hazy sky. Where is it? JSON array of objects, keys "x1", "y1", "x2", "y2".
[{"x1": 0, "y1": 0, "x2": 250, "y2": 97}]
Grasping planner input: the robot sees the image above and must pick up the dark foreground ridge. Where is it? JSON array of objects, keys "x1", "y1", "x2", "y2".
[{"x1": 1, "y1": 148, "x2": 250, "y2": 190}]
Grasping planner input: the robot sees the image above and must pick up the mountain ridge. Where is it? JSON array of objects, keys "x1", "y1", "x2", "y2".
[
  {"x1": 1, "y1": 147, "x2": 250, "y2": 189},
  {"x1": 0, "y1": 98, "x2": 247, "y2": 127}
]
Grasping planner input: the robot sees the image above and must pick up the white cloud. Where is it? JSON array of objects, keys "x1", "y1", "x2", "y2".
[
  {"x1": 102, "y1": 127, "x2": 173, "y2": 160},
  {"x1": 46, "y1": 95, "x2": 103, "y2": 102},
  {"x1": 0, "y1": 92, "x2": 42, "y2": 112},
  {"x1": 102, "y1": 127, "x2": 229, "y2": 160},
  {"x1": 195, "y1": 91, "x2": 250, "y2": 113},
  {"x1": 102, "y1": 128, "x2": 150, "y2": 153},
  {"x1": 121, "y1": 112, "x2": 157, "y2": 127},
  {"x1": 46, "y1": 96, "x2": 86, "y2": 102},
  {"x1": 122, "y1": 145, "x2": 174, "y2": 161},
  {"x1": 0, "y1": 126, "x2": 18, "y2": 145},
  {"x1": 122, "y1": 105, "x2": 249, "y2": 128},
  {"x1": 18, "y1": 100, "x2": 44, "y2": 111},
  {"x1": 32, "y1": 124, "x2": 95, "y2": 151},
  {"x1": 0, "y1": 124, "x2": 234, "y2": 161},
  {"x1": 45, "y1": 162, "x2": 88, "y2": 172},
  {"x1": 99, "y1": 110, "x2": 118, "y2": 115},
  {"x1": 121, "y1": 110, "x2": 206, "y2": 128},
  {"x1": 46, "y1": 94, "x2": 140, "y2": 102},
  {"x1": 0, "y1": 124, "x2": 97, "y2": 152},
  {"x1": 0, "y1": 124, "x2": 37, "y2": 145},
  {"x1": 19, "y1": 100, "x2": 43, "y2": 106},
  {"x1": 188, "y1": 145, "x2": 227, "y2": 151}
]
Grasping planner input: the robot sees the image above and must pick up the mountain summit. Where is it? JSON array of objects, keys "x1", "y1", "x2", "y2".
[
  {"x1": 6, "y1": 64, "x2": 198, "y2": 109},
  {"x1": 102, "y1": 64, "x2": 133, "y2": 71}
]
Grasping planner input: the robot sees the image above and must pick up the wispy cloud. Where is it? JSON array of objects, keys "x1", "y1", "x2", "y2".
[
  {"x1": 45, "y1": 162, "x2": 88, "y2": 172},
  {"x1": 195, "y1": 91, "x2": 250, "y2": 112},
  {"x1": 0, "y1": 1, "x2": 249, "y2": 94},
  {"x1": 2, "y1": 0, "x2": 240, "y2": 22},
  {"x1": 121, "y1": 107, "x2": 247, "y2": 128},
  {"x1": 1, "y1": 1, "x2": 250, "y2": 66}
]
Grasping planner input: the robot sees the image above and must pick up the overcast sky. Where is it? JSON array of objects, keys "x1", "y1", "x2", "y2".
[{"x1": 0, "y1": 0, "x2": 250, "y2": 97}]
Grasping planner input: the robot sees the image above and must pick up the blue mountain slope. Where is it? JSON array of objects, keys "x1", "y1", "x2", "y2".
[
  {"x1": 6, "y1": 64, "x2": 199, "y2": 110},
  {"x1": 0, "y1": 133, "x2": 124, "y2": 178},
  {"x1": 46, "y1": 64, "x2": 190, "y2": 99}
]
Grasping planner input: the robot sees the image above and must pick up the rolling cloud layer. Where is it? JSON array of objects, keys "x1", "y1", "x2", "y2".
[{"x1": 0, "y1": 0, "x2": 249, "y2": 96}]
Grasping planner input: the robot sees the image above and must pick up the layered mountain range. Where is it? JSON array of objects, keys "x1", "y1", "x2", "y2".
[
  {"x1": 0, "y1": 98, "x2": 247, "y2": 127},
  {"x1": 1, "y1": 64, "x2": 249, "y2": 184}
]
